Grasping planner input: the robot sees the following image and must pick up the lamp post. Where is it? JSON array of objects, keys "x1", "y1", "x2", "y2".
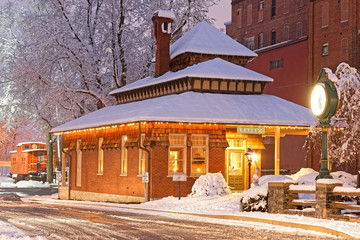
[{"x1": 245, "y1": 147, "x2": 253, "y2": 189}]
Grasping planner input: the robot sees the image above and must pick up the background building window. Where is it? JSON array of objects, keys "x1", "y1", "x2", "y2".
[
  {"x1": 341, "y1": 38, "x2": 349, "y2": 61},
  {"x1": 169, "y1": 134, "x2": 186, "y2": 175},
  {"x1": 297, "y1": 0, "x2": 303, "y2": 9},
  {"x1": 271, "y1": 0, "x2": 276, "y2": 17},
  {"x1": 139, "y1": 134, "x2": 146, "y2": 175},
  {"x1": 245, "y1": 36, "x2": 255, "y2": 50},
  {"x1": 322, "y1": 43, "x2": 329, "y2": 56},
  {"x1": 341, "y1": 0, "x2": 349, "y2": 22},
  {"x1": 296, "y1": 22, "x2": 303, "y2": 38},
  {"x1": 98, "y1": 138, "x2": 104, "y2": 174},
  {"x1": 121, "y1": 135, "x2": 128, "y2": 175},
  {"x1": 247, "y1": 4, "x2": 253, "y2": 26},
  {"x1": 76, "y1": 139, "x2": 82, "y2": 187},
  {"x1": 258, "y1": 1, "x2": 264, "y2": 22},
  {"x1": 191, "y1": 135, "x2": 208, "y2": 176},
  {"x1": 258, "y1": 33, "x2": 263, "y2": 49},
  {"x1": 283, "y1": 26, "x2": 289, "y2": 41},
  {"x1": 270, "y1": 58, "x2": 283, "y2": 69},
  {"x1": 237, "y1": 8, "x2": 242, "y2": 28},
  {"x1": 271, "y1": 30, "x2": 276, "y2": 45},
  {"x1": 322, "y1": 2, "x2": 329, "y2": 27},
  {"x1": 283, "y1": 0, "x2": 289, "y2": 13},
  {"x1": 38, "y1": 152, "x2": 44, "y2": 161}
]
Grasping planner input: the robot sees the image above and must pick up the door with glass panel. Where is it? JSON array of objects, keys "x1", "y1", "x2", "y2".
[{"x1": 228, "y1": 150, "x2": 245, "y2": 190}]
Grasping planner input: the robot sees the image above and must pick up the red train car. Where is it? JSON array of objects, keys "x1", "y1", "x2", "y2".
[{"x1": 10, "y1": 142, "x2": 48, "y2": 182}]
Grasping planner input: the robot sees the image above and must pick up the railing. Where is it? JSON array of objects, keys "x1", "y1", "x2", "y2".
[
  {"x1": 331, "y1": 186, "x2": 360, "y2": 213},
  {"x1": 268, "y1": 181, "x2": 360, "y2": 220}
]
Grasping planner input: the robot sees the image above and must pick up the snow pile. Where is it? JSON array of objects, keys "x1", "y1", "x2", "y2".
[
  {"x1": 331, "y1": 171, "x2": 356, "y2": 187},
  {"x1": 16, "y1": 180, "x2": 50, "y2": 188},
  {"x1": 190, "y1": 172, "x2": 231, "y2": 197},
  {"x1": 288, "y1": 168, "x2": 317, "y2": 182},
  {"x1": 0, "y1": 177, "x2": 16, "y2": 188},
  {"x1": 0, "y1": 178, "x2": 50, "y2": 188}
]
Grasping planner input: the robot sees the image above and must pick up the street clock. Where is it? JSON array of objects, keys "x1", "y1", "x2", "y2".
[
  {"x1": 311, "y1": 68, "x2": 340, "y2": 179},
  {"x1": 310, "y1": 69, "x2": 339, "y2": 126}
]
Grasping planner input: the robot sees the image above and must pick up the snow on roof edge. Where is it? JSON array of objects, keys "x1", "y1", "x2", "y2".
[
  {"x1": 16, "y1": 142, "x2": 46, "y2": 146},
  {"x1": 154, "y1": 10, "x2": 175, "y2": 20}
]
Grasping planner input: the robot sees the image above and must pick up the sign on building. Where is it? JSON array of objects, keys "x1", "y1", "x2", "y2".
[
  {"x1": 237, "y1": 127, "x2": 265, "y2": 134},
  {"x1": 142, "y1": 172, "x2": 149, "y2": 183}
]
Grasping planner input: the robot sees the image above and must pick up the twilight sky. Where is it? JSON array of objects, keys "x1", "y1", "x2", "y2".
[{"x1": 209, "y1": 0, "x2": 231, "y2": 31}]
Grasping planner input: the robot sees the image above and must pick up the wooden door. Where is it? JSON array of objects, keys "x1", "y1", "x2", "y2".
[{"x1": 228, "y1": 150, "x2": 245, "y2": 191}]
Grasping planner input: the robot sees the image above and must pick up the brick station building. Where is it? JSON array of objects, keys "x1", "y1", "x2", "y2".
[{"x1": 52, "y1": 10, "x2": 315, "y2": 203}]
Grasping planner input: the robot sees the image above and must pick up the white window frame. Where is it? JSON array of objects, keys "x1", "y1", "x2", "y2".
[
  {"x1": 190, "y1": 134, "x2": 209, "y2": 177},
  {"x1": 97, "y1": 138, "x2": 104, "y2": 175},
  {"x1": 121, "y1": 135, "x2": 128, "y2": 176},
  {"x1": 76, "y1": 139, "x2": 82, "y2": 187},
  {"x1": 138, "y1": 134, "x2": 146, "y2": 176},
  {"x1": 168, "y1": 134, "x2": 187, "y2": 176}
]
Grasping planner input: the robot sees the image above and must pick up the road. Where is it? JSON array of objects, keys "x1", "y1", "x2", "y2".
[{"x1": 0, "y1": 190, "x2": 341, "y2": 240}]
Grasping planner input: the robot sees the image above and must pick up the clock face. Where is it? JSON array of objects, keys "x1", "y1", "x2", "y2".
[{"x1": 311, "y1": 84, "x2": 327, "y2": 116}]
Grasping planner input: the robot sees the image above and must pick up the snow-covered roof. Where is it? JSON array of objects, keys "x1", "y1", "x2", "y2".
[
  {"x1": 51, "y1": 92, "x2": 316, "y2": 133},
  {"x1": 16, "y1": 142, "x2": 46, "y2": 147},
  {"x1": 21, "y1": 149, "x2": 47, "y2": 153},
  {"x1": 110, "y1": 58, "x2": 272, "y2": 95},
  {"x1": 9, "y1": 150, "x2": 17, "y2": 154},
  {"x1": 170, "y1": 21, "x2": 257, "y2": 59},
  {"x1": 154, "y1": 10, "x2": 175, "y2": 20}
]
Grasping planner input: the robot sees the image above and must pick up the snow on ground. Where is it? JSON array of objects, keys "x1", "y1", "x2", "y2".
[
  {"x1": 0, "y1": 220, "x2": 32, "y2": 240},
  {"x1": 2, "y1": 170, "x2": 360, "y2": 239},
  {"x1": 0, "y1": 177, "x2": 49, "y2": 188}
]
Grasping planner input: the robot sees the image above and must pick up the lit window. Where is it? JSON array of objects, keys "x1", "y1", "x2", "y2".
[
  {"x1": 76, "y1": 139, "x2": 82, "y2": 187},
  {"x1": 139, "y1": 134, "x2": 146, "y2": 175},
  {"x1": 121, "y1": 135, "x2": 128, "y2": 175},
  {"x1": 322, "y1": 43, "x2": 329, "y2": 56},
  {"x1": 191, "y1": 135, "x2": 208, "y2": 176},
  {"x1": 98, "y1": 138, "x2": 104, "y2": 174},
  {"x1": 169, "y1": 134, "x2": 186, "y2": 175}
]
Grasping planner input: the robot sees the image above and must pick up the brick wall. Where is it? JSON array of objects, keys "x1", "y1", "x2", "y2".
[
  {"x1": 230, "y1": 0, "x2": 308, "y2": 50},
  {"x1": 64, "y1": 122, "x2": 227, "y2": 200}
]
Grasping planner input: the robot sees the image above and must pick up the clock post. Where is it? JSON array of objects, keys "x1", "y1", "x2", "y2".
[{"x1": 310, "y1": 69, "x2": 339, "y2": 179}]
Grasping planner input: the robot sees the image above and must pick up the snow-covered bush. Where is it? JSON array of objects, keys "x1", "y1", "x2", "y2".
[
  {"x1": 239, "y1": 185, "x2": 268, "y2": 212},
  {"x1": 190, "y1": 172, "x2": 231, "y2": 197}
]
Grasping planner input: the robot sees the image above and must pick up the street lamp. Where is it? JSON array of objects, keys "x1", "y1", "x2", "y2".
[{"x1": 245, "y1": 147, "x2": 253, "y2": 189}]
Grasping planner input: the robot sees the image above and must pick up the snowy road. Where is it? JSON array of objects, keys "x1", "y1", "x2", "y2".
[{"x1": 0, "y1": 194, "x2": 340, "y2": 240}]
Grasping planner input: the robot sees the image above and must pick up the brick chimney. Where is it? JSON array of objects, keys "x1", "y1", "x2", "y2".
[{"x1": 152, "y1": 10, "x2": 175, "y2": 77}]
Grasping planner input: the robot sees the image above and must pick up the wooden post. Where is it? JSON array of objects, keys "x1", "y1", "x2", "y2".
[
  {"x1": 274, "y1": 127, "x2": 280, "y2": 175},
  {"x1": 61, "y1": 151, "x2": 66, "y2": 187}
]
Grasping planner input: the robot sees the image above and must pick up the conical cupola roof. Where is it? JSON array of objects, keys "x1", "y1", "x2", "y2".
[{"x1": 170, "y1": 21, "x2": 257, "y2": 59}]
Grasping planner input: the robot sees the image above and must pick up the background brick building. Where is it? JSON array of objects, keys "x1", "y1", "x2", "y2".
[{"x1": 226, "y1": 0, "x2": 360, "y2": 172}]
